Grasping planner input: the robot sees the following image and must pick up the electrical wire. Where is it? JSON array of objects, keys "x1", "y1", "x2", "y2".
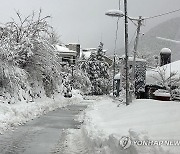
[
  {"x1": 127, "y1": 8, "x2": 180, "y2": 56},
  {"x1": 144, "y1": 8, "x2": 180, "y2": 20},
  {"x1": 128, "y1": 18, "x2": 138, "y2": 27},
  {"x1": 127, "y1": 8, "x2": 180, "y2": 29}
]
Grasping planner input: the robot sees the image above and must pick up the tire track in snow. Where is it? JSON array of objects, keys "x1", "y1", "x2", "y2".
[{"x1": 51, "y1": 129, "x2": 90, "y2": 154}]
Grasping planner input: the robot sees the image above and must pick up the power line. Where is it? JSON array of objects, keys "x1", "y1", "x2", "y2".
[
  {"x1": 127, "y1": 8, "x2": 180, "y2": 29},
  {"x1": 128, "y1": 18, "x2": 138, "y2": 27},
  {"x1": 144, "y1": 8, "x2": 180, "y2": 20}
]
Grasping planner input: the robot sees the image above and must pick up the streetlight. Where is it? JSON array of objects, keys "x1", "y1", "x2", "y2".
[
  {"x1": 105, "y1": 9, "x2": 124, "y2": 17},
  {"x1": 105, "y1": 1, "x2": 130, "y2": 105},
  {"x1": 106, "y1": 8, "x2": 144, "y2": 105},
  {"x1": 106, "y1": 7, "x2": 180, "y2": 104}
]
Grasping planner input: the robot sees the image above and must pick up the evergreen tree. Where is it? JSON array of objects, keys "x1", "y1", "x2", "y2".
[{"x1": 80, "y1": 42, "x2": 110, "y2": 95}]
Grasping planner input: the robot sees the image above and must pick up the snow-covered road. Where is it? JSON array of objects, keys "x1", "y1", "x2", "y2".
[{"x1": 0, "y1": 104, "x2": 87, "y2": 154}]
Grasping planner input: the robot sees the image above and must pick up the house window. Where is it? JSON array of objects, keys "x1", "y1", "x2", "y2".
[{"x1": 62, "y1": 57, "x2": 70, "y2": 63}]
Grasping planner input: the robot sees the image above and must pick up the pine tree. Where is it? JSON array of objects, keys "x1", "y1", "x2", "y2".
[{"x1": 80, "y1": 42, "x2": 110, "y2": 95}]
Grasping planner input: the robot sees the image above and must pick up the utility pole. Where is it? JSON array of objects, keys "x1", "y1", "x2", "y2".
[
  {"x1": 124, "y1": 0, "x2": 129, "y2": 105},
  {"x1": 113, "y1": 55, "x2": 116, "y2": 96},
  {"x1": 132, "y1": 16, "x2": 142, "y2": 95}
]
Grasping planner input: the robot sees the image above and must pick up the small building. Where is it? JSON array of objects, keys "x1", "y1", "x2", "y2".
[
  {"x1": 119, "y1": 56, "x2": 147, "y2": 98},
  {"x1": 66, "y1": 43, "x2": 81, "y2": 58},
  {"x1": 55, "y1": 44, "x2": 77, "y2": 65}
]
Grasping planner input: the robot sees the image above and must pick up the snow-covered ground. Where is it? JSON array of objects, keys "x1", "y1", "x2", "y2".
[
  {"x1": 0, "y1": 90, "x2": 83, "y2": 135},
  {"x1": 82, "y1": 96, "x2": 180, "y2": 154},
  {"x1": 1, "y1": 91, "x2": 180, "y2": 154}
]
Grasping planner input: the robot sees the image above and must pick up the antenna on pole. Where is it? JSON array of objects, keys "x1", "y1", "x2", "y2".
[{"x1": 100, "y1": 33, "x2": 103, "y2": 42}]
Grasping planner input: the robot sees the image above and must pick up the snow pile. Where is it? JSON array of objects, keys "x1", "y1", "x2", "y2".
[
  {"x1": 83, "y1": 96, "x2": 180, "y2": 154},
  {"x1": 0, "y1": 90, "x2": 83, "y2": 134},
  {"x1": 153, "y1": 89, "x2": 170, "y2": 97},
  {"x1": 146, "y1": 60, "x2": 180, "y2": 86}
]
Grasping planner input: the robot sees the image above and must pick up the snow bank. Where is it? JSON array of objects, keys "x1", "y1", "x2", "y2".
[
  {"x1": 0, "y1": 89, "x2": 83, "y2": 134},
  {"x1": 82, "y1": 96, "x2": 180, "y2": 154},
  {"x1": 146, "y1": 60, "x2": 180, "y2": 86},
  {"x1": 153, "y1": 89, "x2": 171, "y2": 97}
]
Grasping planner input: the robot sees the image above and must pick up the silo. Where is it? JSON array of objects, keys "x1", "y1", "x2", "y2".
[{"x1": 160, "y1": 48, "x2": 171, "y2": 66}]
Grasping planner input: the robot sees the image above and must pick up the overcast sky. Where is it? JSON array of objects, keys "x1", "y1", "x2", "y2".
[{"x1": 1, "y1": 0, "x2": 180, "y2": 54}]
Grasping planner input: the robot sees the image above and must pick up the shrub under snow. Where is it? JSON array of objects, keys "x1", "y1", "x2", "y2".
[{"x1": 0, "y1": 10, "x2": 62, "y2": 103}]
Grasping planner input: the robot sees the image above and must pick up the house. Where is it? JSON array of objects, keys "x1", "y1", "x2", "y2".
[
  {"x1": 55, "y1": 44, "x2": 78, "y2": 65},
  {"x1": 117, "y1": 56, "x2": 147, "y2": 97},
  {"x1": 113, "y1": 56, "x2": 147, "y2": 98},
  {"x1": 66, "y1": 43, "x2": 81, "y2": 58}
]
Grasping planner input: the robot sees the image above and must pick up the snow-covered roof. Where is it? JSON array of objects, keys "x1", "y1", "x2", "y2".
[
  {"x1": 81, "y1": 51, "x2": 93, "y2": 59},
  {"x1": 55, "y1": 45, "x2": 77, "y2": 56},
  {"x1": 82, "y1": 48, "x2": 97, "y2": 52},
  {"x1": 68, "y1": 43, "x2": 80, "y2": 45},
  {"x1": 128, "y1": 57, "x2": 146, "y2": 62},
  {"x1": 114, "y1": 72, "x2": 121, "y2": 80},
  {"x1": 160, "y1": 48, "x2": 171, "y2": 54},
  {"x1": 120, "y1": 55, "x2": 146, "y2": 62},
  {"x1": 55, "y1": 45, "x2": 76, "y2": 53},
  {"x1": 146, "y1": 60, "x2": 180, "y2": 86}
]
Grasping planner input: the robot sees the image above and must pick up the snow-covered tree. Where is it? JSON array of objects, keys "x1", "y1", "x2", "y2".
[
  {"x1": 152, "y1": 66, "x2": 180, "y2": 91},
  {"x1": 0, "y1": 10, "x2": 62, "y2": 103},
  {"x1": 79, "y1": 42, "x2": 110, "y2": 95},
  {"x1": 69, "y1": 68, "x2": 92, "y2": 94}
]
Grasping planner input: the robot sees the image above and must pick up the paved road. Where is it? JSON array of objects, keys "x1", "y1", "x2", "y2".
[{"x1": 0, "y1": 104, "x2": 87, "y2": 154}]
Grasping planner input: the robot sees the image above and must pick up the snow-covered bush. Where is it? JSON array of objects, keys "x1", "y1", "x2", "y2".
[
  {"x1": 0, "y1": 10, "x2": 62, "y2": 103},
  {"x1": 70, "y1": 69, "x2": 92, "y2": 94},
  {"x1": 79, "y1": 42, "x2": 110, "y2": 95},
  {"x1": 152, "y1": 66, "x2": 180, "y2": 91}
]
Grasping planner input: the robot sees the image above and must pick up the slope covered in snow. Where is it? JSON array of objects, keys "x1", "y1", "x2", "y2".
[
  {"x1": 83, "y1": 96, "x2": 180, "y2": 154},
  {"x1": 138, "y1": 17, "x2": 180, "y2": 62}
]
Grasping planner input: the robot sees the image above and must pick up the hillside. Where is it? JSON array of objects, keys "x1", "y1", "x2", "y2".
[
  {"x1": 110, "y1": 17, "x2": 180, "y2": 64},
  {"x1": 138, "y1": 17, "x2": 180, "y2": 62}
]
